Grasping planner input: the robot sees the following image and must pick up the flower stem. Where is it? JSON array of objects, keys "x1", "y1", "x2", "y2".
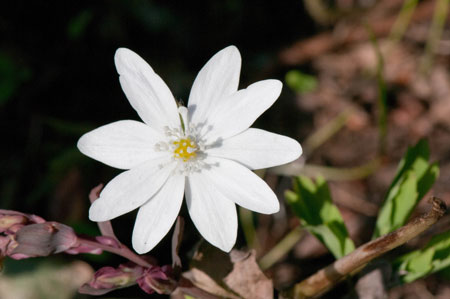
[
  {"x1": 271, "y1": 157, "x2": 381, "y2": 181},
  {"x1": 258, "y1": 225, "x2": 303, "y2": 271},
  {"x1": 303, "y1": 108, "x2": 353, "y2": 157},
  {"x1": 366, "y1": 23, "x2": 388, "y2": 156},
  {"x1": 77, "y1": 238, "x2": 153, "y2": 268},
  {"x1": 239, "y1": 207, "x2": 259, "y2": 250}
]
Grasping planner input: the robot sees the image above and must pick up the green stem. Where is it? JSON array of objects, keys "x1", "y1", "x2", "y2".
[
  {"x1": 239, "y1": 206, "x2": 259, "y2": 250},
  {"x1": 366, "y1": 23, "x2": 388, "y2": 156},
  {"x1": 389, "y1": 0, "x2": 419, "y2": 44},
  {"x1": 270, "y1": 157, "x2": 380, "y2": 181},
  {"x1": 420, "y1": 0, "x2": 450, "y2": 74},
  {"x1": 258, "y1": 226, "x2": 303, "y2": 270},
  {"x1": 303, "y1": 108, "x2": 353, "y2": 156}
]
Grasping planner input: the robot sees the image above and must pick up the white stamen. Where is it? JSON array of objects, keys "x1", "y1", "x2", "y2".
[
  {"x1": 187, "y1": 147, "x2": 196, "y2": 153},
  {"x1": 155, "y1": 106, "x2": 209, "y2": 175}
]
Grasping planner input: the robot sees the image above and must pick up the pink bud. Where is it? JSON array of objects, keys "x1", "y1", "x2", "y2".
[
  {"x1": 0, "y1": 210, "x2": 45, "y2": 225},
  {"x1": 28, "y1": 214, "x2": 46, "y2": 224},
  {"x1": 1, "y1": 235, "x2": 24, "y2": 259},
  {"x1": 137, "y1": 265, "x2": 176, "y2": 295},
  {"x1": 0, "y1": 214, "x2": 27, "y2": 233},
  {"x1": 94, "y1": 267, "x2": 130, "y2": 288},
  {"x1": 11, "y1": 222, "x2": 78, "y2": 257},
  {"x1": 79, "y1": 263, "x2": 145, "y2": 295},
  {"x1": 0, "y1": 236, "x2": 12, "y2": 255}
]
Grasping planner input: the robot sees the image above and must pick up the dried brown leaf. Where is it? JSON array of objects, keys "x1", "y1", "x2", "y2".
[
  {"x1": 223, "y1": 250, "x2": 273, "y2": 299},
  {"x1": 182, "y1": 245, "x2": 273, "y2": 298}
]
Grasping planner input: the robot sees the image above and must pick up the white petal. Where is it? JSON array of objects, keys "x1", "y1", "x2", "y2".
[
  {"x1": 89, "y1": 157, "x2": 176, "y2": 221},
  {"x1": 115, "y1": 48, "x2": 180, "y2": 132},
  {"x1": 206, "y1": 128, "x2": 302, "y2": 170},
  {"x1": 201, "y1": 79, "x2": 282, "y2": 140},
  {"x1": 185, "y1": 173, "x2": 238, "y2": 252},
  {"x1": 188, "y1": 46, "x2": 241, "y2": 125},
  {"x1": 197, "y1": 157, "x2": 280, "y2": 214},
  {"x1": 77, "y1": 120, "x2": 168, "y2": 170},
  {"x1": 132, "y1": 174, "x2": 185, "y2": 254}
]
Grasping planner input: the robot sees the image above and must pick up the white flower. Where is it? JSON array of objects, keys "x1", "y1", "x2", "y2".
[{"x1": 77, "y1": 46, "x2": 302, "y2": 254}]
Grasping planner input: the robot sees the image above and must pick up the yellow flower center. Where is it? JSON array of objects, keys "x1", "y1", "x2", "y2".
[{"x1": 173, "y1": 138, "x2": 198, "y2": 162}]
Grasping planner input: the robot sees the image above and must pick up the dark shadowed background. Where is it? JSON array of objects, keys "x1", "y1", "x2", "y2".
[{"x1": 2, "y1": 0, "x2": 450, "y2": 298}]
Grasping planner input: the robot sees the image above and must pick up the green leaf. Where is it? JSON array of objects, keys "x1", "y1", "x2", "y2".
[
  {"x1": 285, "y1": 176, "x2": 355, "y2": 258},
  {"x1": 417, "y1": 162, "x2": 439, "y2": 200},
  {"x1": 374, "y1": 171, "x2": 418, "y2": 237},
  {"x1": 393, "y1": 230, "x2": 450, "y2": 283},
  {"x1": 285, "y1": 70, "x2": 318, "y2": 94},
  {"x1": 373, "y1": 139, "x2": 439, "y2": 238}
]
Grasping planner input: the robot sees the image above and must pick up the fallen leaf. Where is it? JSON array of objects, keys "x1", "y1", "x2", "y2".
[{"x1": 180, "y1": 244, "x2": 273, "y2": 298}]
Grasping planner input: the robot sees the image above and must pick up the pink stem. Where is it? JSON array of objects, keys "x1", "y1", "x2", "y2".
[{"x1": 77, "y1": 237, "x2": 153, "y2": 268}]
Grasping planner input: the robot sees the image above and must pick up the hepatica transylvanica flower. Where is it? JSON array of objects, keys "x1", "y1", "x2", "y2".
[{"x1": 77, "y1": 46, "x2": 302, "y2": 254}]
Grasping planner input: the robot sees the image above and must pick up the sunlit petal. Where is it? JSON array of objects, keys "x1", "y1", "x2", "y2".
[
  {"x1": 188, "y1": 46, "x2": 241, "y2": 125},
  {"x1": 78, "y1": 120, "x2": 168, "y2": 170},
  {"x1": 89, "y1": 157, "x2": 176, "y2": 222},
  {"x1": 207, "y1": 128, "x2": 302, "y2": 170},
  {"x1": 132, "y1": 174, "x2": 185, "y2": 254},
  {"x1": 202, "y1": 79, "x2": 282, "y2": 140},
  {"x1": 115, "y1": 48, "x2": 180, "y2": 132},
  {"x1": 186, "y1": 173, "x2": 238, "y2": 252}
]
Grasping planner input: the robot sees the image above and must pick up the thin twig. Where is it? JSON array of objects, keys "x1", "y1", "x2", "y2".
[{"x1": 284, "y1": 197, "x2": 447, "y2": 298}]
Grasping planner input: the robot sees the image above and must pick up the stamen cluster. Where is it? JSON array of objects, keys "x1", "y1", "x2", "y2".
[{"x1": 154, "y1": 111, "x2": 207, "y2": 175}]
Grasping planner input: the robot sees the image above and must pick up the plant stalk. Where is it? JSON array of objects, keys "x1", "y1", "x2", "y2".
[{"x1": 284, "y1": 197, "x2": 446, "y2": 298}]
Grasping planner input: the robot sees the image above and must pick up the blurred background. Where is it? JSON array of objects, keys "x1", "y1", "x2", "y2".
[{"x1": 1, "y1": 0, "x2": 450, "y2": 298}]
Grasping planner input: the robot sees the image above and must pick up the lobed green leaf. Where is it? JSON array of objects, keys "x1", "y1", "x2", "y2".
[
  {"x1": 373, "y1": 139, "x2": 439, "y2": 238},
  {"x1": 285, "y1": 176, "x2": 355, "y2": 259},
  {"x1": 393, "y1": 230, "x2": 450, "y2": 283}
]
